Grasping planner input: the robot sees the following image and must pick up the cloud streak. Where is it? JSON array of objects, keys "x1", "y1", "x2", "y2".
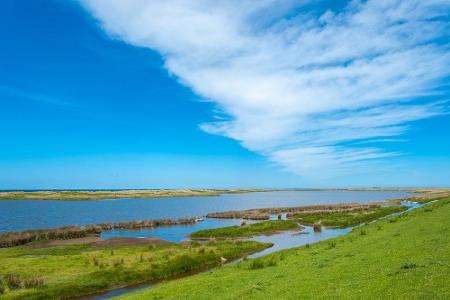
[{"x1": 81, "y1": 0, "x2": 450, "y2": 178}]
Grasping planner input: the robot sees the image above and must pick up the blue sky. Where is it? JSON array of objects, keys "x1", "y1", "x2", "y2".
[{"x1": 0, "y1": 0, "x2": 449, "y2": 189}]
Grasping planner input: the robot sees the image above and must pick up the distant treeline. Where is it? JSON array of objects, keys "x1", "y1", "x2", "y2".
[{"x1": 0, "y1": 218, "x2": 197, "y2": 248}]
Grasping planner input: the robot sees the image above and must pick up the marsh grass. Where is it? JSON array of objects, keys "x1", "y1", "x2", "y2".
[
  {"x1": 0, "y1": 218, "x2": 198, "y2": 248},
  {"x1": 247, "y1": 255, "x2": 279, "y2": 270},
  {"x1": 295, "y1": 205, "x2": 407, "y2": 228},
  {"x1": 5, "y1": 274, "x2": 23, "y2": 290},
  {"x1": 327, "y1": 241, "x2": 336, "y2": 249},
  {"x1": 0, "y1": 275, "x2": 5, "y2": 294},
  {"x1": 248, "y1": 259, "x2": 265, "y2": 270},
  {"x1": 191, "y1": 220, "x2": 300, "y2": 238}
]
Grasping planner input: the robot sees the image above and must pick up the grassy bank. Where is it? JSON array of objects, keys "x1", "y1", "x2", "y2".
[
  {"x1": 0, "y1": 189, "x2": 273, "y2": 201},
  {"x1": 116, "y1": 196, "x2": 450, "y2": 299},
  {"x1": 0, "y1": 240, "x2": 271, "y2": 299},
  {"x1": 293, "y1": 205, "x2": 408, "y2": 228},
  {"x1": 191, "y1": 220, "x2": 301, "y2": 238}
]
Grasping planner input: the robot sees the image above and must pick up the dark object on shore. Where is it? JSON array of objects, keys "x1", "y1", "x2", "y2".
[
  {"x1": 277, "y1": 214, "x2": 282, "y2": 220},
  {"x1": 0, "y1": 218, "x2": 197, "y2": 248},
  {"x1": 240, "y1": 221, "x2": 247, "y2": 226},
  {"x1": 313, "y1": 223, "x2": 322, "y2": 233}
]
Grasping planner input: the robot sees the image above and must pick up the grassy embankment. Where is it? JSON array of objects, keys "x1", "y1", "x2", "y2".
[
  {"x1": 0, "y1": 189, "x2": 273, "y2": 201},
  {"x1": 190, "y1": 220, "x2": 301, "y2": 238},
  {"x1": 116, "y1": 196, "x2": 450, "y2": 299},
  {"x1": 0, "y1": 240, "x2": 271, "y2": 299},
  {"x1": 293, "y1": 205, "x2": 408, "y2": 228}
]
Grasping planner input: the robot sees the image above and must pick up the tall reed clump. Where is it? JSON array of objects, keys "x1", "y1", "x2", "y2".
[
  {"x1": 167, "y1": 253, "x2": 203, "y2": 275},
  {"x1": 0, "y1": 275, "x2": 6, "y2": 294},
  {"x1": 0, "y1": 226, "x2": 103, "y2": 248},
  {"x1": 1, "y1": 274, "x2": 45, "y2": 291},
  {"x1": 248, "y1": 259, "x2": 265, "y2": 270}
]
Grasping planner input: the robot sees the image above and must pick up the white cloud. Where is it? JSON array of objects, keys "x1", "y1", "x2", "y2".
[{"x1": 81, "y1": 0, "x2": 450, "y2": 178}]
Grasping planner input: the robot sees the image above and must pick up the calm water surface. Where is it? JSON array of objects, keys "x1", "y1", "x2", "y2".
[{"x1": 0, "y1": 190, "x2": 411, "y2": 233}]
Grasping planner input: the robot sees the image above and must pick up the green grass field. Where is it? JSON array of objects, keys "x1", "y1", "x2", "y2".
[
  {"x1": 293, "y1": 205, "x2": 408, "y2": 227},
  {"x1": 190, "y1": 220, "x2": 301, "y2": 238},
  {"x1": 116, "y1": 196, "x2": 450, "y2": 300},
  {"x1": 0, "y1": 240, "x2": 270, "y2": 299}
]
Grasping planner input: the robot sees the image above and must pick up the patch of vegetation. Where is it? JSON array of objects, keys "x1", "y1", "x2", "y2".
[
  {"x1": 190, "y1": 220, "x2": 301, "y2": 238},
  {"x1": 0, "y1": 276, "x2": 6, "y2": 295},
  {"x1": 0, "y1": 189, "x2": 275, "y2": 200},
  {"x1": 294, "y1": 205, "x2": 408, "y2": 228},
  {"x1": 0, "y1": 240, "x2": 270, "y2": 299},
  {"x1": 0, "y1": 218, "x2": 197, "y2": 248},
  {"x1": 115, "y1": 196, "x2": 450, "y2": 300}
]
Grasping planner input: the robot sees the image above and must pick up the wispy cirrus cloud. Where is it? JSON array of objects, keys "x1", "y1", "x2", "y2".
[{"x1": 81, "y1": 0, "x2": 450, "y2": 178}]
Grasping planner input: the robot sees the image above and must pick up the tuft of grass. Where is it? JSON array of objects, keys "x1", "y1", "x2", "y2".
[
  {"x1": 400, "y1": 263, "x2": 417, "y2": 270},
  {"x1": 266, "y1": 257, "x2": 277, "y2": 267},
  {"x1": 248, "y1": 259, "x2": 265, "y2": 270},
  {"x1": 24, "y1": 277, "x2": 45, "y2": 288},
  {"x1": 327, "y1": 241, "x2": 336, "y2": 249},
  {"x1": 5, "y1": 274, "x2": 23, "y2": 290},
  {"x1": 113, "y1": 257, "x2": 125, "y2": 267},
  {"x1": 0, "y1": 275, "x2": 6, "y2": 295}
]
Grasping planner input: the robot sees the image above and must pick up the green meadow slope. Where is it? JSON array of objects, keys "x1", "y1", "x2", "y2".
[
  {"x1": 117, "y1": 197, "x2": 450, "y2": 300},
  {"x1": 0, "y1": 241, "x2": 270, "y2": 299}
]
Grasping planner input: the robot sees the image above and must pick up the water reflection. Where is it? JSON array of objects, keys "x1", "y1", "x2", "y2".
[
  {"x1": 249, "y1": 226, "x2": 352, "y2": 258},
  {"x1": 100, "y1": 218, "x2": 255, "y2": 243}
]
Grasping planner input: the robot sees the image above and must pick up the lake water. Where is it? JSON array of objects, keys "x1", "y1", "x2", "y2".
[{"x1": 0, "y1": 190, "x2": 410, "y2": 233}]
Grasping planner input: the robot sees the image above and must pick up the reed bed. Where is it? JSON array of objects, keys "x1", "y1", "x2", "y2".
[
  {"x1": 206, "y1": 211, "x2": 270, "y2": 220},
  {"x1": 206, "y1": 203, "x2": 380, "y2": 220},
  {"x1": 0, "y1": 218, "x2": 198, "y2": 248}
]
